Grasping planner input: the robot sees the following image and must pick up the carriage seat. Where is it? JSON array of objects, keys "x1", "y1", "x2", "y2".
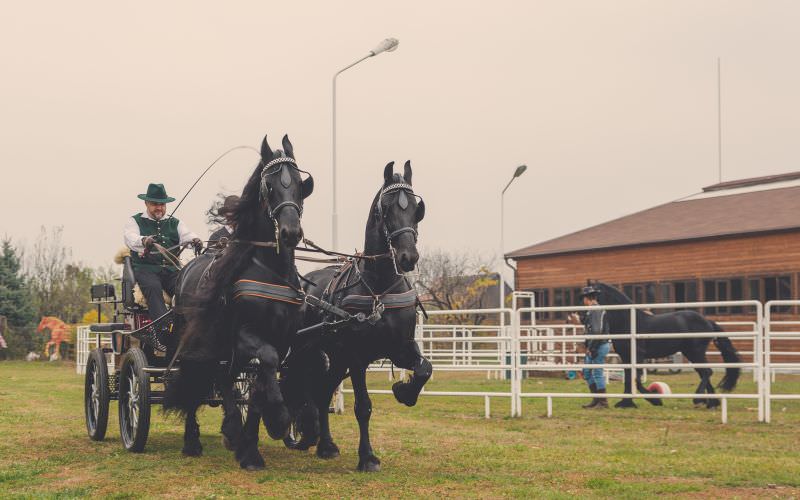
[{"x1": 114, "y1": 248, "x2": 173, "y2": 310}]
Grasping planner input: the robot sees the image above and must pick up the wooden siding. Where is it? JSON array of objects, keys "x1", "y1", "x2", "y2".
[{"x1": 515, "y1": 231, "x2": 800, "y2": 292}]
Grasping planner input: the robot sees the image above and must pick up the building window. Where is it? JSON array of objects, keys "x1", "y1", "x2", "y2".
[
  {"x1": 673, "y1": 280, "x2": 698, "y2": 303},
  {"x1": 623, "y1": 283, "x2": 656, "y2": 304}
]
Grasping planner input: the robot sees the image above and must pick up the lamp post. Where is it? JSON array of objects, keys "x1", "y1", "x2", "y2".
[
  {"x1": 332, "y1": 37, "x2": 399, "y2": 251},
  {"x1": 500, "y1": 165, "x2": 528, "y2": 309}
]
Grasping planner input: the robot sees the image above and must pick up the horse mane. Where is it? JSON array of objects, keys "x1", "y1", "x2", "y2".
[
  {"x1": 364, "y1": 173, "x2": 405, "y2": 237},
  {"x1": 179, "y1": 157, "x2": 276, "y2": 355},
  {"x1": 594, "y1": 282, "x2": 632, "y2": 305}
]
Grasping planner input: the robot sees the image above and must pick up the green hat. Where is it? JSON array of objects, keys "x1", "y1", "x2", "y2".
[{"x1": 137, "y1": 183, "x2": 176, "y2": 203}]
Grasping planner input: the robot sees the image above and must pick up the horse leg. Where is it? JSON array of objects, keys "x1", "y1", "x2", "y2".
[
  {"x1": 391, "y1": 342, "x2": 433, "y2": 407},
  {"x1": 316, "y1": 367, "x2": 346, "y2": 459},
  {"x1": 182, "y1": 405, "x2": 203, "y2": 457},
  {"x1": 635, "y1": 367, "x2": 663, "y2": 406},
  {"x1": 684, "y1": 350, "x2": 717, "y2": 408},
  {"x1": 251, "y1": 344, "x2": 290, "y2": 440},
  {"x1": 703, "y1": 371, "x2": 720, "y2": 409},
  {"x1": 615, "y1": 354, "x2": 637, "y2": 408},
  {"x1": 235, "y1": 404, "x2": 265, "y2": 471},
  {"x1": 351, "y1": 366, "x2": 380, "y2": 472},
  {"x1": 219, "y1": 371, "x2": 243, "y2": 451}
]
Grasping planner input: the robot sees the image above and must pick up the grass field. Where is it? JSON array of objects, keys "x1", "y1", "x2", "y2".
[{"x1": 1, "y1": 361, "x2": 799, "y2": 499}]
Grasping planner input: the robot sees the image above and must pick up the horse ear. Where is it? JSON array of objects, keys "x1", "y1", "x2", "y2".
[
  {"x1": 415, "y1": 199, "x2": 425, "y2": 222},
  {"x1": 282, "y1": 134, "x2": 294, "y2": 158},
  {"x1": 383, "y1": 162, "x2": 395, "y2": 184},
  {"x1": 403, "y1": 160, "x2": 412, "y2": 184},
  {"x1": 301, "y1": 175, "x2": 314, "y2": 199},
  {"x1": 261, "y1": 135, "x2": 274, "y2": 162}
]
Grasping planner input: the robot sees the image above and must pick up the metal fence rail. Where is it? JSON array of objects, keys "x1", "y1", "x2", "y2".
[{"x1": 73, "y1": 299, "x2": 800, "y2": 423}]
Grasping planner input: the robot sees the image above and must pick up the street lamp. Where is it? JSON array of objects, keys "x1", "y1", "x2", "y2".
[
  {"x1": 331, "y1": 37, "x2": 399, "y2": 251},
  {"x1": 500, "y1": 164, "x2": 528, "y2": 308}
]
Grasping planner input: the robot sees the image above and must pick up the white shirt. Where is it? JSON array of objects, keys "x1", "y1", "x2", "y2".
[{"x1": 123, "y1": 213, "x2": 199, "y2": 254}]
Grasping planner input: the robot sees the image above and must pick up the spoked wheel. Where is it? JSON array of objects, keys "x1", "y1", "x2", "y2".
[
  {"x1": 84, "y1": 349, "x2": 110, "y2": 441},
  {"x1": 118, "y1": 347, "x2": 151, "y2": 452},
  {"x1": 234, "y1": 370, "x2": 255, "y2": 427}
]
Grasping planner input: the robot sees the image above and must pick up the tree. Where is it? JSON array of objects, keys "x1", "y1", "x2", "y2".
[
  {"x1": 26, "y1": 226, "x2": 101, "y2": 323},
  {"x1": 0, "y1": 239, "x2": 37, "y2": 358},
  {"x1": 413, "y1": 248, "x2": 499, "y2": 325}
]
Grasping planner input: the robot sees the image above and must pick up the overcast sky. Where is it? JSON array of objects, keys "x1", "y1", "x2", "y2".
[{"x1": 2, "y1": 1, "x2": 798, "y2": 276}]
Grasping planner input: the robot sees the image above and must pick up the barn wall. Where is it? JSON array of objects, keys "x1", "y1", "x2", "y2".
[{"x1": 514, "y1": 231, "x2": 800, "y2": 291}]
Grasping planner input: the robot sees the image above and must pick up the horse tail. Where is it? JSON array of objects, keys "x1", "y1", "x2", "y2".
[
  {"x1": 711, "y1": 321, "x2": 741, "y2": 392},
  {"x1": 162, "y1": 356, "x2": 217, "y2": 417}
]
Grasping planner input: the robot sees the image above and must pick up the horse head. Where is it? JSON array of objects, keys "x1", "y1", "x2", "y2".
[
  {"x1": 37, "y1": 316, "x2": 52, "y2": 332},
  {"x1": 374, "y1": 161, "x2": 425, "y2": 272},
  {"x1": 229, "y1": 134, "x2": 313, "y2": 251}
]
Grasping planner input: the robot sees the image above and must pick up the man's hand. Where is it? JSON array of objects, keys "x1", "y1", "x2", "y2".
[
  {"x1": 191, "y1": 238, "x2": 203, "y2": 250},
  {"x1": 142, "y1": 236, "x2": 156, "y2": 251},
  {"x1": 589, "y1": 348, "x2": 598, "y2": 359}
]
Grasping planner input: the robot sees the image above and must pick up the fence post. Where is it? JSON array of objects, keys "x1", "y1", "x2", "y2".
[
  {"x1": 764, "y1": 302, "x2": 772, "y2": 423},
  {"x1": 630, "y1": 306, "x2": 637, "y2": 401},
  {"x1": 755, "y1": 301, "x2": 764, "y2": 423}
]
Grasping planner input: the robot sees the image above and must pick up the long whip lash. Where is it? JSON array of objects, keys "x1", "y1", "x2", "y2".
[{"x1": 169, "y1": 145, "x2": 261, "y2": 219}]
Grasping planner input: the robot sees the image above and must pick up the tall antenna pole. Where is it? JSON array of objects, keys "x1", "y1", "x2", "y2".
[{"x1": 717, "y1": 57, "x2": 722, "y2": 183}]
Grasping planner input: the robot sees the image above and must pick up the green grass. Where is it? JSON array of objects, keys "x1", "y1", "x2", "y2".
[{"x1": 1, "y1": 361, "x2": 799, "y2": 498}]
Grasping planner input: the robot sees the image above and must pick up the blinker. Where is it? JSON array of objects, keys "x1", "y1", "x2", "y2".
[
  {"x1": 398, "y1": 190, "x2": 409, "y2": 210},
  {"x1": 280, "y1": 164, "x2": 292, "y2": 188}
]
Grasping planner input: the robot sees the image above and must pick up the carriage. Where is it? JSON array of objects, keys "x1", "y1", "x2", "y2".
[{"x1": 82, "y1": 248, "x2": 255, "y2": 452}]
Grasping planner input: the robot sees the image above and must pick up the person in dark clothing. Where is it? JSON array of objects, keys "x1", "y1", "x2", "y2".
[
  {"x1": 123, "y1": 183, "x2": 203, "y2": 329},
  {"x1": 207, "y1": 195, "x2": 239, "y2": 251},
  {"x1": 579, "y1": 285, "x2": 611, "y2": 409}
]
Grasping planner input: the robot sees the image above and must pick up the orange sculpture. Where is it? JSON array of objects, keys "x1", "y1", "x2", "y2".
[{"x1": 37, "y1": 316, "x2": 71, "y2": 360}]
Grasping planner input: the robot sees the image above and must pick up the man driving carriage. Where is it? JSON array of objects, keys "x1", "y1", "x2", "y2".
[{"x1": 123, "y1": 183, "x2": 202, "y2": 327}]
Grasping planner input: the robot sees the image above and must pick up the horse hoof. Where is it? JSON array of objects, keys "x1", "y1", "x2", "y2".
[
  {"x1": 283, "y1": 435, "x2": 300, "y2": 449},
  {"x1": 706, "y1": 400, "x2": 721, "y2": 409},
  {"x1": 649, "y1": 398, "x2": 663, "y2": 406},
  {"x1": 317, "y1": 441, "x2": 340, "y2": 459},
  {"x1": 357, "y1": 455, "x2": 381, "y2": 472},
  {"x1": 392, "y1": 381, "x2": 419, "y2": 407},
  {"x1": 238, "y1": 447, "x2": 266, "y2": 471},
  {"x1": 615, "y1": 400, "x2": 637, "y2": 409},
  {"x1": 263, "y1": 405, "x2": 291, "y2": 440},
  {"x1": 222, "y1": 435, "x2": 236, "y2": 451},
  {"x1": 182, "y1": 441, "x2": 203, "y2": 457}
]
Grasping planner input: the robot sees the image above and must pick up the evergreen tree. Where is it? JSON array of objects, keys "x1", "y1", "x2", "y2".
[{"x1": 0, "y1": 239, "x2": 37, "y2": 358}]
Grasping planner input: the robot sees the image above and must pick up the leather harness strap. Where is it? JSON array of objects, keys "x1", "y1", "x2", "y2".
[{"x1": 232, "y1": 279, "x2": 304, "y2": 305}]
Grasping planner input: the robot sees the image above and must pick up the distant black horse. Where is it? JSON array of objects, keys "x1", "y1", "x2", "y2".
[
  {"x1": 165, "y1": 134, "x2": 313, "y2": 470},
  {"x1": 285, "y1": 161, "x2": 429, "y2": 472},
  {"x1": 592, "y1": 282, "x2": 741, "y2": 408}
]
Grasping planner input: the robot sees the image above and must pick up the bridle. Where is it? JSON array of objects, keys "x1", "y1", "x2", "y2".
[
  {"x1": 375, "y1": 182, "x2": 424, "y2": 275},
  {"x1": 259, "y1": 154, "x2": 313, "y2": 252},
  {"x1": 260, "y1": 155, "x2": 309, "y2": 219}
]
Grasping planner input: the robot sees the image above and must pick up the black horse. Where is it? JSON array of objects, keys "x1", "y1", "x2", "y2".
[
  {"x1": 592, "y1": 281, "x2": 741, "y2": 408},
  {"x1": 164, "y1": 134, "x2": 314, "y2": 470},
  {"x1": 285, "y1": 161, "x2": 429, "y2": 472}
]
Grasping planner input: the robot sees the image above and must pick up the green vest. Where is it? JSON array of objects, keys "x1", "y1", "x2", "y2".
[{"x1": 130, "y1": 213, "x2": 181, "y2": 272}]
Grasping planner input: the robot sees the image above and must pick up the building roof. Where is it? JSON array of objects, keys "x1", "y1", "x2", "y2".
[{"x1": 507, "y1": 172, "x2": 800, "y2": 259}]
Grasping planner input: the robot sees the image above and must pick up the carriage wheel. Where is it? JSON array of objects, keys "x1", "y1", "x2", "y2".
[
  {"x1": 234, "y1": 370, "x2": 256, "y2": 427},
  {"x1": 84, "y1": 349, "x2": 110, "y2": 441},
  {"x1": 118, "y1": 348, "x2": 151, "y2": 452}
]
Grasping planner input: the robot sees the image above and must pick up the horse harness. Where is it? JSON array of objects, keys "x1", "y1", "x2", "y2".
[{"x1": 321, "y1": 258, "x2": 418, "y2": 326}]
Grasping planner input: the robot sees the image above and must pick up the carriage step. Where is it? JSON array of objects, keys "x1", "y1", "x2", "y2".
[
  {"x1": 142, "y1": 367, "x2": 178, "y2": 374},
  {"x1": 90, "y1": 323, "x2": 127, "y2": 333}
]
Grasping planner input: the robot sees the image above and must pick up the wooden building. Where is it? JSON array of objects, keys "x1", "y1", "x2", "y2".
[{"x1": 507, "y1": 171, "x2": 800, "y2": 321}]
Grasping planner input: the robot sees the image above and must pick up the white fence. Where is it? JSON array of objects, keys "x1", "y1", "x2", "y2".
[
  {"x1": 336, "y1": 299, "x2": 800, "y2": 423},
  {"x1": 75, "y1": 326, "x2": 114, "y2": 375},
  {"x1": 74, "y1": 299, "x2": 799, "y2": 423}
]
